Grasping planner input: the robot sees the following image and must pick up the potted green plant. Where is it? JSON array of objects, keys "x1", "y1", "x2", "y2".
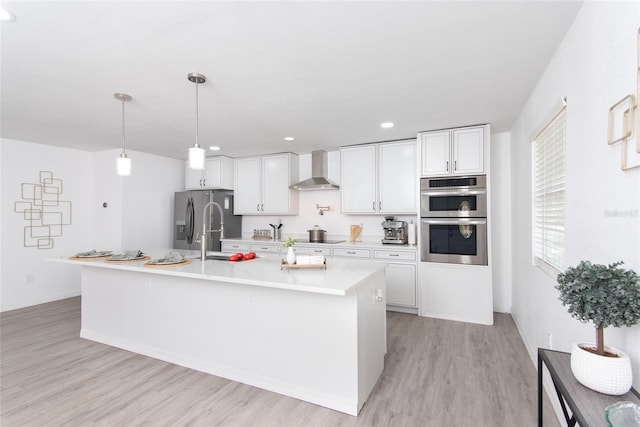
[
  {"x1": 281, "y1": 235, "x2": 298, "y2": 265},
  {"x1": 556, "y1": 260, "x2": 640, "y2": 395}
]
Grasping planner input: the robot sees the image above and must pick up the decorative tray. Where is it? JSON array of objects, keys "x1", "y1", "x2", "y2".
[
  {"x1": 252, "y1": 236, "x2": 273, "y2": 241},
  {"x1": 281, "y1": 260, "x2": 327, "y2": 270}
]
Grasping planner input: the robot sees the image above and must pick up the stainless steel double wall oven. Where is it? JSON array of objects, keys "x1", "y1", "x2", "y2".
[{"x1": 420, "y1": 175, "x2": 488, "y2": 265}]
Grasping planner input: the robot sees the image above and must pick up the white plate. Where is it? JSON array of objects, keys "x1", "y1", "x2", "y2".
[{"x1": 75, "y1": 251, "x2": 112, "y2": 258}]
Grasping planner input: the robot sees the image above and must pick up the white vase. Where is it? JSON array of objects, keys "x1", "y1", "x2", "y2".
[
  {"x1": 286, "y1": 247, "x2": 296, "y2": 265},
  {"x1": 570, "y1": 342, "x2": 632, "y2": 395}
]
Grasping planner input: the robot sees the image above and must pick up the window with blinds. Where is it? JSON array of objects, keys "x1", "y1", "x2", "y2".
[{"x1": 532, "y1": 106, "x2": 566, "y2": 272}]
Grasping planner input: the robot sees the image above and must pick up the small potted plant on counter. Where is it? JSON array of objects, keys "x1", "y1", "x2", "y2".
[
  {"x1": 281, "y1": 235, "x2": 298, "y2": 265},
  {"x1": 556, "y1": 260, "x2": 640, "y2": 395}
]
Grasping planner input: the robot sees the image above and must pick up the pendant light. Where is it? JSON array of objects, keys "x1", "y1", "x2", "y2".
[
  {"x1": 114, "y1": 93, "x2": 132, "y2": 176},
  {"x1": 187, "y1": 72, "x2": 206, "y2": 170}
]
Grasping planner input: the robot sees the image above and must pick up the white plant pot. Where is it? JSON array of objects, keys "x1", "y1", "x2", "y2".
[
  {"x1": 286, "y1": 247, "x2": 296, "y2": 265},
  {"x1": 570, "y1": 342, "x2": 632, "y2": 395}
]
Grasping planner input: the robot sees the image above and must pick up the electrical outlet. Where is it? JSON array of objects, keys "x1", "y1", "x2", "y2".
[
  {"x1": 25, "y1": 274, "x2": 34, "y2": 284},
  {"x1": 547, "y1": 332, "x2": 553, "y2": 349}
]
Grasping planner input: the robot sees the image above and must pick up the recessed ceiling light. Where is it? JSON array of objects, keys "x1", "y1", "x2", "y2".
[
  {"x1": 284, "y1": 137, "x2": 295, "y2": 141},
  {"x1": 209, "y1": 146, "x2": 221, "y2": 151},
  {"x1": 0, "y1": 7, "x2": 16, "y2": 22},
  {"x1": 380, "y1": 122, "x2": 394, "y2": 129}
]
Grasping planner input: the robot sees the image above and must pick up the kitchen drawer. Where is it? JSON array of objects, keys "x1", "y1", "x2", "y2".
[
  {"x1": 333, "y1": 248, "x2": 371, "y2": 259},
  {"x1": 221, "y1": 242, "x2": 250, "y2": 253},
  {"x1": 295, "y1": 246, "x2": 332, "y2": 256},
  {"x1": 250, "y1": 243, "x2": 280, "y2": 253},
  {"x1": 374, "y1": 250, "x2": 416, "y2": 262}
]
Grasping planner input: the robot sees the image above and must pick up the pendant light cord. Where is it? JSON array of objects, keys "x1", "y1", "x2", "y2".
[
  {"x1": 195, "y1": 79, "x2": 199, "y2": 148},
  {"x1": 121, "y1": 98, "x2": 126, "y2": 155}
]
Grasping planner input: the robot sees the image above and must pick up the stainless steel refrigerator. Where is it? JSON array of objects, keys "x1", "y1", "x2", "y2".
[{"x1": 173, "y1": 190, "x2": 242, "y2": 251}]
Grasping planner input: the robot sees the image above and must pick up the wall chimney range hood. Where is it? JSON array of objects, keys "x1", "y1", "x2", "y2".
[{"x1": 290, "y1": 150, "x2": 339, "y2": 191}]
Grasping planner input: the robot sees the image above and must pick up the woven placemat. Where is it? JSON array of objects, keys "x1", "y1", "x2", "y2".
[
  {"x1": 68, "y1": 255, "x2": 111, "y2": 261},
  {"x1": 143, "y1": 259, "x2": 192, "y2": 268},
  {"x1": 104, "y1": 256, "x2": 151, "y2": 264}
]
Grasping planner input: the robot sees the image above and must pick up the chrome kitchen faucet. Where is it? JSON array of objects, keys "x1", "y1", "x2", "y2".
[{"x1": 201, "y1": 201, "x2": 224, "y2": 261}]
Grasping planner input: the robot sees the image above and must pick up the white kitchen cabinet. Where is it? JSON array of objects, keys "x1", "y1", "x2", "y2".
[
  {"x1": 340, "y1": 139, "x2": 416, "y2": 214},
  {"x1": 185, "y1": 156, "x2": 234, "y2": 190},
  {"x1": 295, "y1": 245, "x2": 332, "y2": 257},
  {"x1": 420, "y1": 126, "x2": 485, "y2": 176},
  {"x1": 234, "y1": 153, "x2": 299, "y2": 215},
  {"x1": 385, "y1": 263, "x2": 416, "y2": 308},
  {"x1": 332, "y1": 247, "x2": 371, "y2": 259},
  {"x1": 250, "y1": 243, "x2": 280, "y2": 254},
  {"x1": 374, "y1": 249, "x2": 417, "y2": 310},
  {"x1": 378, "y1": 141, "x2": 417, "y2": 213},
  {"x1": 340, "y1": 145, "x2": 377, "y2": 213},
  {"x1": 221, "y1": 241, "x2": 251, "y2": 253}
]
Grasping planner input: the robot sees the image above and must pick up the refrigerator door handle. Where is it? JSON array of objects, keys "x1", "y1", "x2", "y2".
[{"x1": 186, "y1": 196, "x2": 195, "y2": 244}]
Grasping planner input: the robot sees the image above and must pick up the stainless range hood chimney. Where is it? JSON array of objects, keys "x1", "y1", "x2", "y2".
[{"x1": 290, "y1": 150, "x2": 339, "y2": 191}]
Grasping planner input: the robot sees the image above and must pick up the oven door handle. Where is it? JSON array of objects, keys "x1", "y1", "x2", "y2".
[
  {"x1": 421, "y1": 189, "x2": 486, "y2": 196},
  {"x1": 422, "y1": 218, "x2": 487, "y2": 225}
]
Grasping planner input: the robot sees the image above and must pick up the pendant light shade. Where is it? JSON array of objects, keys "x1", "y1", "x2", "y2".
[
  {"x1": 114, "y1": 93, "x2": 132, "y2": 176},
  {"x1": 187, "y1": 72, "x2": 206, "y2": 170},
  {"x1": 117, "y1": 154, "x2": 132, "y2": 176},
  {"x1": 188, "y1": 145, "x2": 205, "y2": 169}
]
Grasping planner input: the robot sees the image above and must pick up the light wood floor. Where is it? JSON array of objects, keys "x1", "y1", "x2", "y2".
[{"x1": 1, "y1": 297, "x2": 559, "y2": 426}]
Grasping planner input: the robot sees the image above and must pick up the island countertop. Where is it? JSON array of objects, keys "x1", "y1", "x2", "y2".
[
  {"x1": 49, "y1": 248, "x2": 386, "y2": 296},
  {"x1": 50, "y1": 248, "x2": 387, "y2": 416}
]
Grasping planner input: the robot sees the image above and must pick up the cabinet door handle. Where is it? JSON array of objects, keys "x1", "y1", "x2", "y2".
[
  {"x1": 446, "y1": 161, "x2": 449, "y2": 172},
  {"x1": 261, "y1": 204, "x2": 264, "y2": 212},
  {"x1": 256, "y1": 204, "x2": 260, "y2": 212},
  {"x1": 347, "y1": 251, "x2": 356, "y2": 255},
  {"x1": 202, "y1": 179, "x2": 206, "y2": 186},
  {"x1": 372, "y1": 201, "x2": 375, "y2": 211},
  {"x1": 390, "y1": 253, "x2": 400, "y2": 257},
  {"x1": 379, "y1": 201, "x2": 382, "y2": 210},
  {"x1": 454, "y1": 160, "x2": 457, "y2": 171}
]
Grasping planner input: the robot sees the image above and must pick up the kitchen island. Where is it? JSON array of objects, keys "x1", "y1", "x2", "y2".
[{"x1": 50, "y1": 249, "x2": 387, "y2": 416}]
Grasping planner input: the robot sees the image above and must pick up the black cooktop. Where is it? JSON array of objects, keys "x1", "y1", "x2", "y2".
[{"x1": 297, "y1": 239, "x2": 346, "y2": 244}]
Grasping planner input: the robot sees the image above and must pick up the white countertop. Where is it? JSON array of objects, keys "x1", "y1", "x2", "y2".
[{"x1": 49, "y1": 248, "x2": 386, "y2": 296}]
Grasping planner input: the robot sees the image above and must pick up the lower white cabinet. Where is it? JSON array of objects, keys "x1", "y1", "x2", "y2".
[
  {"x1": 374, "y1": 249, "x2": 417, "y2": 310},
  {"x1": 295, "y1": 245, "x2": 332, "y2": 257},
  {"x1": 384, "y1": 263, "x2": 417, "y2": 308},
  {"x1": 221, "y1": 241, "x2": 251, "y2": 253},
  {"x1": 332, "y1": 248, "x2": 371, "y2": 258},
  {"x1": 250, "y1": 243, "x2": 280, "y2": 253}
]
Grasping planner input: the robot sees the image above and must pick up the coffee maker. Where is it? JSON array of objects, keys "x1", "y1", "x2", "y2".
[{"x1": 381, "y1": 217, "x2": 408, "y2": 245}]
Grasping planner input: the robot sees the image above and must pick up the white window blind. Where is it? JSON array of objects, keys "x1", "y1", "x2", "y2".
[{"x1": 532, "y1": 106, "x2": 566, "y2": 272}]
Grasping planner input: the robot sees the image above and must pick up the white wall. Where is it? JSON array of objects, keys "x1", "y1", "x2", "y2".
[
  {"x1": 0, "y1": 141, "x2": 183, "y2": 311},
  {"x1": 509, "y1": 0, "x2": 640, "y2": 390},
  {"x1": 92, "y1": 149, "x2": 184, "y2": 250},
  {"x1": 490, "y1": 132, "x2": 512, "y2": 313},
  {"x1": 1, "y1": 139, "x2": 92, "y2": 311}
]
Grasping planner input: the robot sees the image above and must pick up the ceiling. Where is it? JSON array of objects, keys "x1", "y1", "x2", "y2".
[{"x1": 1, "y1": 1, "x2": 582, "y2": 160}]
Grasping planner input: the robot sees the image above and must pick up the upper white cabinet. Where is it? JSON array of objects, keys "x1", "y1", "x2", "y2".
[
  {"x1": 420, "y1": 125, "x2": 485, "y2": 176},
  {"x1": 185, "y1": 156, "x2": 234, "y2": 189},
  {"x1": 234, "y1": 153, "x2": 299, "y2": 215},
  {"x1": 340, "y1": 139, "x2": 416, "y2": 214}
]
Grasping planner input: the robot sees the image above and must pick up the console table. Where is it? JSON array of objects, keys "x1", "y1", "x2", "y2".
[{"x1": 538, "y1": 348, "x2": 640, "y2": 426}]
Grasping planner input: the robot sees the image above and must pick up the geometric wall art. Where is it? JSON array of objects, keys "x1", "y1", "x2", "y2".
[
  {"x1": 14, "y1": 171, "x2": 72, "y2": 249},
  {"x1": 607, "y1": 27, "x2": 640, "y2": 171}
]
